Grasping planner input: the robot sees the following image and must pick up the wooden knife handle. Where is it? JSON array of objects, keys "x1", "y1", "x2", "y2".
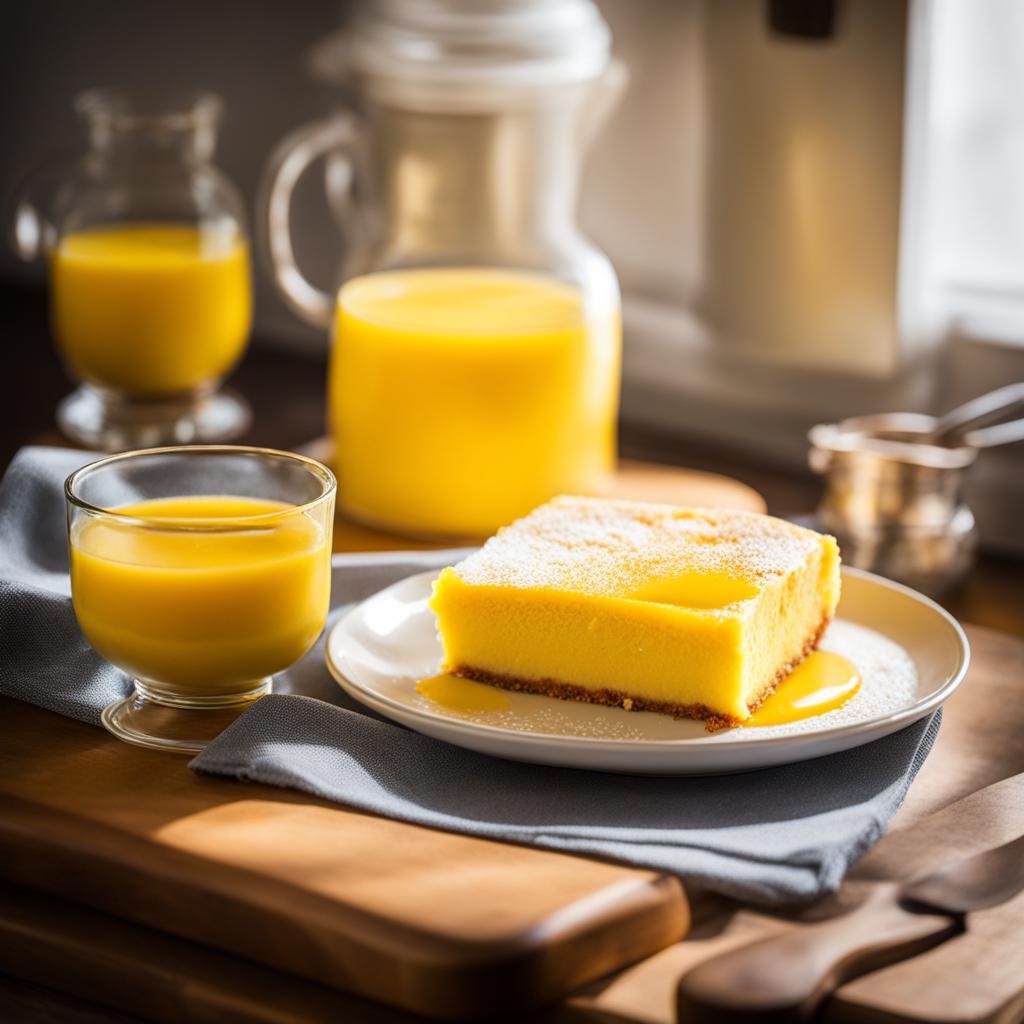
[{"x1": 676, "y1": 887, "x2": 960, "y2": 1023}]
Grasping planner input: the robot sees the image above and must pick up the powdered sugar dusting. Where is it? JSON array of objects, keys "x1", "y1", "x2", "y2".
[{"x1": 450, "y1": 496, "x2": 828, "y2": 598}]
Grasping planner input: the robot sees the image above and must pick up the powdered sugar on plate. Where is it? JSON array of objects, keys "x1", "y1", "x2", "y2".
[
  {"x1": 399, "y1": 617, "x2": 918, "y2": 743},
  {"x1": 327, "y1": 568, "x2": 964, "y2": 773},
  {"x1": 718, "y1": 619, "x2": 919, "y2": 742}
]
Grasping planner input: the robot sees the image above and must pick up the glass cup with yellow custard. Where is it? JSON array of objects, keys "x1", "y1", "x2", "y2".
[
  {"x1": 12, "y1": 89, "x2": 252, "y2": 450},
  {"x1": 65, "y1": 447, "x2": 336, "y2": 753}
]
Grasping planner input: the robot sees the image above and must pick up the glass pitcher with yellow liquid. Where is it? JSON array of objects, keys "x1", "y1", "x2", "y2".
[
  {"x1": 259, "y1": 0, "x2": 625, "y2": 538},
  {"x1": 11, "y1": 90, "x2": 252, "y2": 450}
]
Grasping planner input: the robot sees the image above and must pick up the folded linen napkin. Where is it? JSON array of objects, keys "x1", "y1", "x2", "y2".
[{"x1": 1, "y1": 446, "x2": 940, "y2": 905}]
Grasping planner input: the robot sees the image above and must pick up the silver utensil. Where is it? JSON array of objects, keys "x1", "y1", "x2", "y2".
[{"x1": 926, "y1": 382, "x2": 1024, "y2": 448}]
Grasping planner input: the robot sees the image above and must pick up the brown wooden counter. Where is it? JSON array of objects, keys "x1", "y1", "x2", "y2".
[{"x1": 3, "y1": 282, "x2": 1023, "y2": 1022}]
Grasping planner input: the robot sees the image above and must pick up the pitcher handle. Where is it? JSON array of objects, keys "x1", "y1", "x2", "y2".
[
  {"x1": 7, "y1": 154, "x2": 72, "y2": 263},
  {"x1": 256, "y1": 114, "x2": 359, "y2": 329}
]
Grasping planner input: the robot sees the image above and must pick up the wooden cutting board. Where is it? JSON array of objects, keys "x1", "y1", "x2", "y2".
[
  {"x1": 0, "y1": 453, "x2": 755, "y2": 1019},
  {"x1": 10, "y1": 453, "x2": 1021, "y2": 1023},
  {"x1": 0, "y1": 696, "x2": 687, "y2": 1020},
  {"x1": 1, "y1": 626, "x2": 1021, "y2": 1024},
  {"x1": 0, "y1": 881, "x2": 413, "y2": 1024}
]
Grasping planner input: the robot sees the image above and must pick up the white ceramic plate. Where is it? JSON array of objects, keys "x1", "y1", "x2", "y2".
[{"x1": 325, "y1": 567, "x2": 969, "y2": 775}]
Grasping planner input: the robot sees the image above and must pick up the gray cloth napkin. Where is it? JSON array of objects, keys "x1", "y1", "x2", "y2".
[{"x1": 1, "y1": 446, "x2": 940, "y2": 905}]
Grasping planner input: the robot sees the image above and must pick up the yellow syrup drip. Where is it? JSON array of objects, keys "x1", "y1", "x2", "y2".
[
  {"x1": 416, "y1": 673, "x2": 511, "y2": 712},
  {"x1": 745, "y1": 651, "x2": 861, "y2": 727}
]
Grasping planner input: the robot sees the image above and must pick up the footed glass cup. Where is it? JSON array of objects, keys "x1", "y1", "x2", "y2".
[{"x1": 65, "y1": 446, "x2": 336, "y2": 753}]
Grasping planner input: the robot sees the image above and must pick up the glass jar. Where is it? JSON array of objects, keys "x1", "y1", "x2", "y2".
[
  {"x1": 11, "y1": 89, "x2": 252, "y2": 451},
  {"x1": 259, "y1": 0, "x2": 625, "y2": 538}
]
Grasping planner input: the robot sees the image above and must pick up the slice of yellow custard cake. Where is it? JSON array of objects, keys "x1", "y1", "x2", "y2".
[{"x1": 429, "y1": 496, "x2": 841, "y2": 728}]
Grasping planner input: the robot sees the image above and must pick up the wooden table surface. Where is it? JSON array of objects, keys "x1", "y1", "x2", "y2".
[
  {"x1": 2, "y1": 627, "x2": 1021, "y2": 1024},
  {"x1": 3, "y1": 282, "x2": 1023, "y2": 1022}
]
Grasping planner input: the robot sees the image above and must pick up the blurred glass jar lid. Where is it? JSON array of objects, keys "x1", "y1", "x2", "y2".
[{"x1": 308, "y1": 0, "x2": 613, "y2": 105}]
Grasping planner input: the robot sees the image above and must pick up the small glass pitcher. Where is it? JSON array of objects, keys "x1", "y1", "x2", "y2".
[
  {"x1": 11, "y1": 89, "x2": 252, "y2": 451},
  {"x1": 258, "y1": 0, "x2": 626, "y2": 538}
]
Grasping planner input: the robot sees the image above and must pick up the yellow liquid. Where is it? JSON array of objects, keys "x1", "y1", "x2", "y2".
[
  {"x1": 70, "y1": 496, "x2": 330, "y2": 695},
  {"x1": 746, "y1": 652, "x2": 861, "y2": 727},
  {"x1": 329, "y1": 268, "x2": 621, "y2": 537},
  {"x1": 52, "y1": 224, "x2": 252, "y2": 395},
  {"x1": 417, "y1": 653, "x2": 860, "y2": 726},
  {"x1": 416, "y1": 673, "x2": 511, "y2": 712}
]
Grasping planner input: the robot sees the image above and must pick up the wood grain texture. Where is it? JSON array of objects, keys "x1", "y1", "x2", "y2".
[
  {"x1": 600, "y1": 460, "x2": 766, "y2": 514},
  {"x1": 677, "y1": 886, "x2": 958, "y2": 1023},
  {"x1": 0, "y1": 698, "x2": 688, "y2": 1020},
  {"x1": 560, "y1": 625, "x2": 1024, "y2": 1024},
  {"x1": 0, "y1": 883, "x2": 412, "y2": 1024},
  {"x1": 822, "y1": 888, "x2": 1024, "y2": 1024},
  {"x1": 871, "y1": 627, "x2": 1024, "y2": 830},
  {"x1": 1, "y1": 634, "x2": 1020, "y2": 1024}
]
